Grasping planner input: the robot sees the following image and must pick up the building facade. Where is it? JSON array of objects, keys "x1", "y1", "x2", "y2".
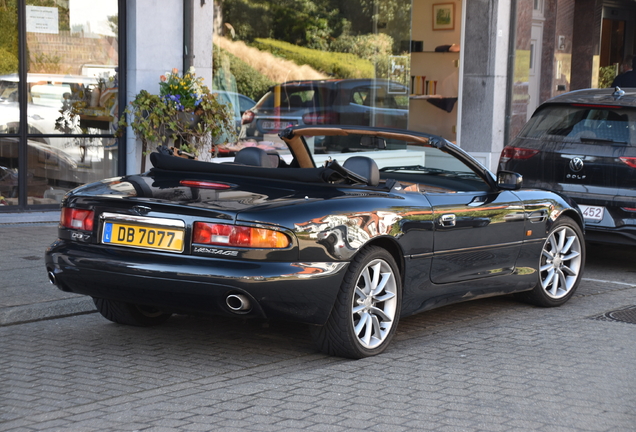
[{"x1": 0, "y1": 0, "x2": 633, "y2": 215}]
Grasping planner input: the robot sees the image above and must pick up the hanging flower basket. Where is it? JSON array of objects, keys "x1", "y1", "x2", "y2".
[
  {"x1": 176, "y1": 111, "x2": 201, "y2": 129},
  {"x1": 117, "y1": 68, "x2": 235, "y2": 171}
]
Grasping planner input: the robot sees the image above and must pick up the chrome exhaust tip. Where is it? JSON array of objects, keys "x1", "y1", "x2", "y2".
[
  {"x1": 47, "y1": 270, "x2": 57, "y2": 285},
  {"x1": 226, "y1": 294, "x2": 251, "y2": 312}
]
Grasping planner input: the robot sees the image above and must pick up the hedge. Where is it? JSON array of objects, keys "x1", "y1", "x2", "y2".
[
  {"x1": 252, "y1": 38, "x2": 374, "y2": 79},
  {"x1": 213, "y1": 45, "x2": 275, "y2": 102}
]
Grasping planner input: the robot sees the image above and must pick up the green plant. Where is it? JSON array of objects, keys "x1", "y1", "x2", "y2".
[
  {"x1": 0, "y1": 47, "x2": 18, "y2": 75},
  {"x1": 118, "y1": 68, "x2": 235, "y2": 170},
  {"x1": 213, "y1": 44, "x2": 274, "y2": 101},
  {"x1": 599, "y1": 65, "x2": 618, "y2": 89},
  {"x1": 159, "y1": 67, "x2": 206, "y2": 112},
  {"x1": 252, "y1": 38, "x2": 374, "y2": 78}
]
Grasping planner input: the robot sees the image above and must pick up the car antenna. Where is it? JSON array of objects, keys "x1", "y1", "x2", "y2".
[{"x1": 613, "y1": 86, "x2": 625, "y2": 99}]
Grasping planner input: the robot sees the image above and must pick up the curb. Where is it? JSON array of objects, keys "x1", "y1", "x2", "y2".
[{"x1": 0, "y1": 297, "x2": 96, "y2": 326}]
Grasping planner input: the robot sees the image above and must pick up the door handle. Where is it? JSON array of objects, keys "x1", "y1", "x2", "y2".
[{"x1": 439, "y1": 214, "x2": 456, "y2": 227}]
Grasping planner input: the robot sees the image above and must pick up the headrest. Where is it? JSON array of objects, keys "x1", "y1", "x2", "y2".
[
  {"x1": 343, "y1": 156, "x2": 380, "y2": 186},
  {"x1": 234, "y1": 147, "x2": 278, "y2": 168}
]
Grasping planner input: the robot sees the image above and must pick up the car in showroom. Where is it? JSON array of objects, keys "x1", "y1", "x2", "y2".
[
  {"x1": 241, "y1": 79, "x2": 409, "y2": 141},
  {"x1": 45, "y1": 126, "x2": 585, "y2": 358},
  {"x1": 499, "y1": 87, "x2": 636, "y2": 246}
]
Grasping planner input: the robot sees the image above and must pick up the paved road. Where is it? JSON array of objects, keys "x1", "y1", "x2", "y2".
[{"x1": 1, "y1": 226, "x2": 635, "y2": 431}]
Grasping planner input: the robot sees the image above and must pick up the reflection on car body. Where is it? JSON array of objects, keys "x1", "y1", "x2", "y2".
[{"x1": 46, "y1": 126, "x2": 586, "y2": 358}]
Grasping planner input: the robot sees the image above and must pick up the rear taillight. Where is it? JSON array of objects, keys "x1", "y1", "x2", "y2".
[
  {"x1": 241, "y1": 110, "x2": 255, "y2": 125},
  {"x1": 193, "y1": 222, "x2": 290, "y2": 249},
  {"x1": 500, "y1": 146, "x2": 540, "y2": 162},
  {"x1": 619, "y1": 157, "x2": 636, "y2": 168},
  {"x1": 622, "y1": 207, "x2": 636, "y2": 212},
  {"x1": 302, "y1": 111, "x2": 339, "y2": 125},
  {"x1": 180, "y1": 180, "x2": 232, "y2": 190},
  {"x1": 61, "y1": 208, "x2": 94, "y2": 231}
]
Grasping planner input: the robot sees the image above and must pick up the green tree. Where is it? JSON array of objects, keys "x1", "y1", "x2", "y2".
[
  {"x1": 219, "y1": 0, "x2": 348, "y2": 49},
  {"x1": 0, "y1": 0, "x2": 18, "y2": 74}
]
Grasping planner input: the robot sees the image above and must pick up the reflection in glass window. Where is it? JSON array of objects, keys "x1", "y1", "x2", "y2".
[
  {"x1": 0, "y1": 137, "x2": 19, "y2": 206},
  {"x1": 12, "y1": 0, "x2": 120, "y2": 206},
  {"x1": 0, "y1": 1, "x2": 19, "y2": 205},
  {"x1": 0, "y1": 0, "x2": 19, "y2": 139},
  {"x1": 26, "y1": 0, "x2": 119, "y2": 137},
  {"x1": 212, "y1": 0, "x2": 412, "y2": 143},
  {"x1": 26, "y1": 136, "x2": 118, "y2": 204}
]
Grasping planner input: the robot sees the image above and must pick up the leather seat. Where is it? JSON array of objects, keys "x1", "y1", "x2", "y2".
[
  {"x1": 234, "y1": 147, "x2": 278, "y2": 168},
  {"x1": 343, "y1": 156, "x2": 380, "y2": 186}
]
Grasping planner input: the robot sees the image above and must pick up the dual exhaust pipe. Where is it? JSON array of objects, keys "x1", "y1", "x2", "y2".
[
  {"x1": 226, "y1": 293, "x2": 251, "y2": 312},
  {"x1": 48, "y1": 270, "x2": 57, "y2": 286}
]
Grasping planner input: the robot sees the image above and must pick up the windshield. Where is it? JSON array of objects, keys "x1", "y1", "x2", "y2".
[{"x1": 306, "y1": 134, "x2": 489, "y2": 192}]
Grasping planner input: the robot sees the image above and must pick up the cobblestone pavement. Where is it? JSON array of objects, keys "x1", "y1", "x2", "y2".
[{"x1": 1, "y1": 228, "x2": 635, "y2": 431}]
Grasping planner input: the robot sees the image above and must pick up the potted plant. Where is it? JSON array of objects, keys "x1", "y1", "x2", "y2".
[{"x1": 118, "y1": 67, "x2": 235, "y2": 171}]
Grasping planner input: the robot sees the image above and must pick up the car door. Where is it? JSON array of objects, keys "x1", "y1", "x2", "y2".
[
  {"x1": 380, "y1": 146, "x2": 527, "y2": 286},
  {"x1": 427, "y1": 189, "x2": 526, "y2": 284}
]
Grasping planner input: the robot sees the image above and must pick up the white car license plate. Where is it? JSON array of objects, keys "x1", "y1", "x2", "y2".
[
  {"x1": 579, "y1": 205, "x2": 605, "y2": 222},
  {"x1": 262, "y1": 120, "x2": 296, "y2": 130}
]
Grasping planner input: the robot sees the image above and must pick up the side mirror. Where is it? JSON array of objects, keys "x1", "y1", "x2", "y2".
[{"x1": 497, "y1": 170, "x2": 523, "y2": 190}]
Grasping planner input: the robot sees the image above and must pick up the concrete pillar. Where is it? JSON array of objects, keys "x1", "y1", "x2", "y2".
[
  {"x1": 570, "y1": 0, "x2": 602, "y2": 90},
  {"x1": 192, "y1": 1, "x2": 214, "y2": 85},
  {"x1": 458, "y1": 0, "x2": 511, "y2": 172}
]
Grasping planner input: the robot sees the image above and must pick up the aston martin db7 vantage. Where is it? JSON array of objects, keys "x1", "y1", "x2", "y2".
[{"x1": 45, "y1": 126, "x2": 585, "y2": 358}]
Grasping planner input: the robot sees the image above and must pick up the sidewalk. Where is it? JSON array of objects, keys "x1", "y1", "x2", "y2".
[{"x1": 0, "y1": 212, "x2": 96, "y2": 326}]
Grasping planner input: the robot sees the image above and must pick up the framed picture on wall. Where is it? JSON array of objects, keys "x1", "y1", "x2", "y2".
[{"x1": 432, "y1": 3, "x2": 455, "y2": 31}]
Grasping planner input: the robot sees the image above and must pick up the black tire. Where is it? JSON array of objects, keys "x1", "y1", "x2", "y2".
[
  {"x1": 515, "y1": 216, "x2": 585, "y2": 307},
  {"x1": 311, "y1": 246, "x2": 402, "y2": 359},
  {"x1": 92, "y1": 297, "x2": 172, "y2": 326}
]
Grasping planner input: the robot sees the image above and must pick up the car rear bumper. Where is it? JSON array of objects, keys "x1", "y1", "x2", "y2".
[
  {"x1": 584, "y1": 225, "x2": 636, "y2": 246},
  {"x1": 45, "y1": 240, "x2": 348, "y2": 325},
  {"x1": 566, "y1": 199, "x2": 636, "y2": 246}
]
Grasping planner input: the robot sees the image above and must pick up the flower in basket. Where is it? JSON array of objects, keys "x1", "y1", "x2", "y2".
[
  {"x1": 118, "y1": 67, "x2": 235, "y2": 170},
  {"x1": 159, "y1": 67, "x2": 204, "y2": 113}
]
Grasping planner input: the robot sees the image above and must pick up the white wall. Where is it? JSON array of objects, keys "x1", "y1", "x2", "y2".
[{"x1": 409, "y1": 0, "x2": 462, "y2": 141}]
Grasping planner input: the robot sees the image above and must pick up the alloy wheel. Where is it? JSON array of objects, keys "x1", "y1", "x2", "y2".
[
  {"x1": 539, "y1": 225, "x2": 583, "y2": 299},
  {"x1": 351, "y1": 258, "x2": 398, "y2": 349}
]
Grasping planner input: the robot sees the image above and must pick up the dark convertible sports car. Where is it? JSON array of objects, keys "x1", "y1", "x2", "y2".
[{"x1": 45, "y1": 126, "x2": 586, "y2": 358}]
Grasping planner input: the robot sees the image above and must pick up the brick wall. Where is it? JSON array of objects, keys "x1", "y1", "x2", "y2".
[{"x1": 26, "y1": 31, "x2": 117, "y2": 75}]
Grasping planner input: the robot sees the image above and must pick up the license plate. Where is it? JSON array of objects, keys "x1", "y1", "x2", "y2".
[
  {"x1": 579, "y1": 205, "x2": 605, "y2": 222},
  {"x1": 262, "y1": 120, "x2": 296, "y2": 130},
  {"x1": 102, "y1": 222, "x2": 185, "y2": 252}
]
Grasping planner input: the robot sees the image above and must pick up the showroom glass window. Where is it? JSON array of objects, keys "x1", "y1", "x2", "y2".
[
  {"x1": 210, "y1": 0, "x2": 463, "y2": 155},
  {"x1": 0, "y1": 1, "x2": 20, "y2": 206},
  {"x1": 0, "y1": 0, "x2": 121, "y2": 209}
]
